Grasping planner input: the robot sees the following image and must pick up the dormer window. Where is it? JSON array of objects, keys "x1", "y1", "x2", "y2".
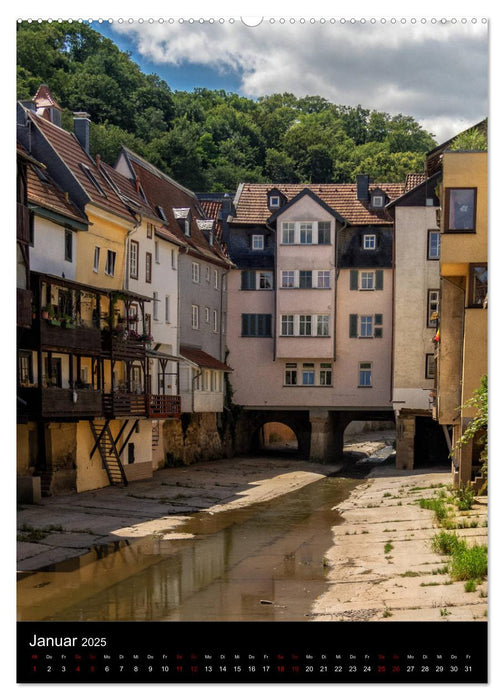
[
  {"x1": 184, "y1": 219, "x2": 190, "y2": 237},
  {"x1": 371, "y1": 195, "x2": 384, "y2": 208},
  {"x1": 363, "y1": 233, "x2": 376, "y2": 250},
  {"x1": 269, "y1": 195, "x2": 280, "y2": 208},
  {"x1": 157, "y1": 205, "x2": 167, "y2": 221},
  {"x1": 252, "y1": 234, "x2": 264, "y2": 250},
  {"x1": 80, "y1": 164, "x2": 107, "y2": 198}
]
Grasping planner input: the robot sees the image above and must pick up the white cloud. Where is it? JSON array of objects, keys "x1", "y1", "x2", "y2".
[{"x1": 111, "y1": 19, "x2": 488, "y2": 141}]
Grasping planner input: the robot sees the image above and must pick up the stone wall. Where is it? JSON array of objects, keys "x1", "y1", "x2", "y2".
[{"x1": 162, "y1": 412, "x2": 228, "y2": 466}]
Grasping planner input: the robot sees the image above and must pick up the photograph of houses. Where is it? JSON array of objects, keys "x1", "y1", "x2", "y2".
[{"x1": 16, "y1": 17, "x2": 488, "y2": 635}]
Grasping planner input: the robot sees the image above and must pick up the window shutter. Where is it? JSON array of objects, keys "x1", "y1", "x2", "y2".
[
  {"x1": 374, "y1": 327, "x2": 383, "y2": 338},
  {"x1": 374, "y1": 314, "x2": 383, "y2": 325},
  {"x1": 241, "y1": 314, "x2": 249, "y2": 336},
  {"x1": 375, "y1": 269, "x2": 383, "y2": 290},
  {"x1": 241, "y1": 270, "x2": 255, "y2": 290},
  {"x1": 350, "y1": 270, "x2": 358, "y2": 290},
  {"x1": 349, "y1": 314, "x2": 358, "y2": 338}
]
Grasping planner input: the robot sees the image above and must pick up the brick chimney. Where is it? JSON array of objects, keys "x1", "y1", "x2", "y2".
[
  {"x1": 73, "y1": 112, "x2": 91, "y2": 154},
  {"x1": 356, "y1": 174, "x2": 370, "y2": 202}
]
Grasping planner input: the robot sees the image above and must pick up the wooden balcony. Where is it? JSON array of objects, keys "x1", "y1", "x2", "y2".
[
  {"x1": 18, "y1": 386, "x2": 103, "y2": 420},
  {"x1": 101, "y1": 331, "x2": 147, "y2": 359},
  {"x1": 17, "y1": 288, "x2": 33, "y2": 328},
  {"x1": 102, "y1": 392, "x2": 148, "y2": 417},
  {"x1": 20, "y1": 318, "x2": 102, "y2": 353},
  {"x1": 147, "y1": 394, "x2": 181, "y2": 418}
]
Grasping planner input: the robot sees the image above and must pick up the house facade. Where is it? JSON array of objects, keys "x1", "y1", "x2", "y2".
[
  {"x1": 226, "y1": 178, "x2": 402, "y2": 459},
  {"x1": 426, "y1": 127, "x2": 488, "y2": 487},
  {"x1": 387, "y1": 174, "x2": 448, "y2": 469}
]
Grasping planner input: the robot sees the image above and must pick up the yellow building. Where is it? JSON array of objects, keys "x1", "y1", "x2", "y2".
[{"x1": 426, "y1": 122, "x2": 487, "y2": 487}]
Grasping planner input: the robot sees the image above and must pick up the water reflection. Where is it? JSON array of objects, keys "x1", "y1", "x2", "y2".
[{"x1": 18, "y1": 477, "x2": 357, "y2": 622}]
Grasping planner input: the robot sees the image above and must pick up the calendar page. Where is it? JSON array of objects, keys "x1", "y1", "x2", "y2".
[{"x1": 15, "y1": 11, "x2": 488, "y2": 684}]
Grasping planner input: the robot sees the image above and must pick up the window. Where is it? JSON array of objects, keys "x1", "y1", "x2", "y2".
[
  {"x1": 128, "y1": 303, "x2": 139, "y2": 332},
  {"x1": 18, "y1": 351, "x2": 33, "y2": 386},
  {"x1": 318, "y1": 221, "x2": 331, "y2": 245},
  {"x1": 281, "y1": 271, "x2": 295, "y2": 288},
  {"x1": 360, "y1": 315, "x2": 373, "y2": 337},
  {"x1": 64, "y1": 230, "x2": 73, "y2": 262},
  {"x1": 372, "y1": 195, "x2": 384, "y2": 208},
  {"x1": 302, "y1": 363, "x2": 315, "y2": 385},
  {"x1": 252, "y1": 234, "x2": 264, "y2": 250},
  {"x1": 281, "y1": 222, "x2": 295, "y2": 244},
  {"x1": 171, "y1": 249, "x2": 176, "y2": 269},
  {"x1": 300, "y1": 223, "x2": 313, "y2": 244},
  {"x1": 213, "y1": 309, "x2": 218, "y2": 333},
  {"x1": 299, "y1": 271, "x2": 312, "y2": 289},
  {"x1": 153, "y1": 292, "x2": 159, "y2": 321},
  {"x1": 320, "y1": 363, "x2": 332, "y2": 386},
  {"x1": 192, "y1": 262, "x2": 200, "y2": 283},
  {"x1": 469, "y1": 264, "x2": 487, "y2": 307},
  {"x1": 145, "y1": 313, "x2": 151, "y2": 336},
  {"x1": 241, "y1": 314, "x2": 272, "y2": 337},
  {"x1": 205, "y1": 266, "x2": 210, "y2": 283},
  {"x1": 205, "y1": 307, "x2": 210, "y2": 323},
  {"x1": 184, "y1": 219, "x2": 191, "y2": 237},
  {"x1": 427, "y1": 289, "x2": 440, "y2": 327},
  {"x1": 425, "y1": 354, "x2": 435, "y2": 380},
  {"x1": 80, "y1": 163, "x2": 106, "y2": 197},
  {"x1": 241, "y1": 270, "x2": 256, "y2": 290},
  {"x1": 130, "y1": 240, "x2": 139, "y2": 280},
  {"x1": 157, "y1": 205, "x2": 167, "y2": 221},
  {"x1": 445, "y1": 188, "x2": 476, "y2": 232},
  {"x1": 317, "y1": 315, "x2": 329, "y2": 337},
  {"x1": 191, "y1": 304, "x2": 199, "y2": 329},
  {"x1": 281, "y1": 315, "x2": 294, "y2": 336},
  {"x1": 165, "y1": 296, "x2": 170, "y2": 323},
  {"x1": 285, "y1": 363, "x2": 297, "y2": 385},
  {"x1": 363, "y1": 234, "x2": 376, "y2": 250},
  {"x1": 105, "y1": 250, "x2": 116, "y2": 276},
  {"x1": 93, "y1": 246, "x2": 100, "y2": 273},
  {"x1": 154, "y1": 241, "x2": 160, "y2": 263},
  {"x1": 360, "y1": 272, "x2": 374, "y2": 290},
  {"x1": 359, "y1": 362, "x2": 372, "y2": 387},
  {"x1": 259, "y1": 271, "x2": 273, "y2": 289},
  {"x1": 147, "y1": 222, "x2": 154, "y2": 239},
  {"x1": 299, "y1": 315, "x2": 312, "y2": 336},
  {"x1": 269, "y1": 195, "x2": 280, "y2": 208},
  {"x1": 145, "y1": 252, "x2": 152, "y2": 283},
  {"x1": 317, "y1": 271, "x2": 330, "y2": 288},
  {"x1": 213, "y1": 269, "x2": 219, "y2": 289},
  {"x1": 349, "y1": 314, "x2": 383, "y2": 338},
  {"x1": 428, "y1": 230, "x2": 440, "y2": 260}
]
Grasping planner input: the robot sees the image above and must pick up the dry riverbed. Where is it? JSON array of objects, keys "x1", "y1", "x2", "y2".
[{"x1": 311, "y1": 466, "x2": 488, "y2": 622}]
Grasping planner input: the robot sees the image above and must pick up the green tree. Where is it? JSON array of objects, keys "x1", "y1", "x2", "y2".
[{"x1": 454, "y1": 375, "x2": 488, "y2": 483}]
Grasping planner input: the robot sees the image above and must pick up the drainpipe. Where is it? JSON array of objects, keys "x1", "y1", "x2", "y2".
[
  {"x1": 265, "y1": 222, "x2": 277, "y2": 361},
  {"x1": 219, "y1": 268, "x2": 230, "y2": 363}
]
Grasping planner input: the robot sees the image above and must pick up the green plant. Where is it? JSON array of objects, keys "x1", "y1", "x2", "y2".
[
  {"x1": 383, "y1": 606, "x2": 392, "y2": 618},
  {"x1": 449, "y1": 126, "x2": 487, "y2": 151},
  {"x1": 456, "y1": 484, "x2": 475, "y2": 511},
  {"x1": 420, "y1": 497, "x2": 447, "y2": 523},
  {"x1": 384, "y1": 541, "x2": 394, "y2": 554},
  {"x1": 400, "y1": 571, "x2": 420, "y2": 577},
  {"x1": 452, "y1": 375, "x2": 488, "y2": 492},
  {"x1": 431, "y1": 531, "x2": 466, "y2": 555},
  {"x1": 465, "y1": 580, "x2": 477, "y2": 592},
  {"x1": 450, "y1": 545, "x2": 488, "y2": 581},
  {"x1": 440, "y1": 608, "x2": 451, "y2": 617}
]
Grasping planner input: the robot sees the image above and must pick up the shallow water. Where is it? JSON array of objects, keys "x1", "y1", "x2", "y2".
[{"x1": 18, "y1": 475, "x2": 358, "y2": 622}]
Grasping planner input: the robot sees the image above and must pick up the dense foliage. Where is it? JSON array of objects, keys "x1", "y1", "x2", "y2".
[{"x1": 17, "y1": 21, "x2": 437, "y2": 191}]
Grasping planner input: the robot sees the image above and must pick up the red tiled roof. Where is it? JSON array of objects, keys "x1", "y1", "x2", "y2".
[
  {"x1": 199, "y1": 199, "x2": 223, "y2": 237},
  {"x1": 27, "y1": 163, "x2": 88, "y2": 226},
  {"x1": 121, "y1": 148, "x2": 232, "y2": 268},
  {"x1": 232, "y1": 182, "x2": 405, "y2": 226},
  {"x1": 404, "y1": 173, "x2": 426, "y2": 191},
  {"x1": 26, "y1": 111, "x2": 136, "y2": 224},
  {"x1": 180, "y1": 346, "x2": 232, "y2": 371},
  {"x1": 33, "y1": 84, "x2": 62, "y2": 111}
]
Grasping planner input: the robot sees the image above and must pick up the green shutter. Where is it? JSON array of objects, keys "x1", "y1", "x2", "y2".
[
  {"x1": 374, "y1": 327, "x2": 383, "y2": 338},
  {"x1": 375, "y1": 269, "x2": 383, "y2": 290},
  {"x1": 241, "y1": 270, "x2": 255, "y2": 290},
  {"x1": 349, "y1": 314, "x2": 358, "y2": 338},
  {"x1": 350, "y1": 270, "x2": 359, "y2": 290},
  {"x1": 374, "y1": 314, "x2": 383, "y2": 326}
]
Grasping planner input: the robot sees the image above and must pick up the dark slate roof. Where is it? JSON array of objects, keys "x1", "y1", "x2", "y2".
[
  {"x1": 340, "y1": 228, "x2": 393, "y2": 268},
  {"x1": 26, "y1": 160, "x2": 89, "y2": 227}
]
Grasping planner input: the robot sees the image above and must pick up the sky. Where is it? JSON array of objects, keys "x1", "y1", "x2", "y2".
[{"x1": 92, "y1": 17, "x2": 488, "y2": 144}]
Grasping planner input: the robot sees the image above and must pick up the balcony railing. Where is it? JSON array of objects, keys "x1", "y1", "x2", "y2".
[
  {"x1": 18, "y1": 386, "x2": 103, "y2": 419},
  {"x1": 147, "y1": 394, "x2": 181, "y2": 418},
  {"x1": 101, "y1": 331, "x2": 147, "y2": 359},
  {"x1": 102, "y1": 392, "x2": 148, "y2": 417}
]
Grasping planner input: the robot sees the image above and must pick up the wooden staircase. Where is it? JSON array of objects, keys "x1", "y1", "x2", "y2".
[{"x1": 89, "y1": 420, "x2": 128, "y2": 487}]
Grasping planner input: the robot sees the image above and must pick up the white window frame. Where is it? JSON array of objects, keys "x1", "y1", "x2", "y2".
[
  {"x1": 359, "y1": 315, "x2": 373, "y2": 337},
  {"x1": 192, "y1": 261, "x2": 200, "y2": 283},
  {"x1": 191, "y1": 304, "x2": 199, "y2": 329},
  {"x1": 153, "y1": 292, "x2": 159, "y2": 321},
  {"x1": 359, "y1": 362, "x2": 372, "y2": 387},
  {"x1": 252, "y1": 234, "x2": 264, "y2": 250},
  {"x1": 93, "y1": 246, "x2": 100, "y2": 273},
  {"x1": 299, "y1": 223, "x2": 313, "y2": 245},
  {"x1": 360, "y1": 272, "x2": 374, "y2": 290},
  {"x1": 129, "y1": 240, "x2": 139, "y2": 280},
  {"x1": 205, "y1": 266, "x2": 210, "y2": 283},
  {"x1": 284, "y1": 362, "x2": 297, "y2": 385},
  {"x1": 319, "y1": 363, "x2": 332, "y2": 386},
  {"x1": 281, "y1": 315, "x2": 294, "y2": 336},
  {"x1": 171, "y1": 248, "x2": 176, "y2": 269},
  {"x1": 105, "y1": 250, "x2": 116, "y2": 276},
  {"x1": 428, "y1": 230, "x2": 440, "y2": 260},
  {"x1": 299, "y1": 315, "x2": 312, "y2": 336},
  {"x1": 258, "y1": 271, "x2": 273, "y2": 289},
  {"x1": 213, "y1": 269, "x2": 219, "y2": 289},
  {"x1": 363, "y1": 234, "x2": 376, "y2": 250},
  {"x1": 281, "y1": 271, "x2": 295, "y2": 288},
  {"x1": 155, "y1": 241, "x2": 160, "y2": 263},
  {"x1": 213, "y1": 309, "x2": 218, "y2": 333},
  {"x1": 372, "y1": 195, "x2": 384, "y2": 208},
  {"x1": 281, "y1": 222, "x2": 295, "y2": 244},
  {"x1": 316, "y1": 271, "x2": 331, "y2": 289},
  {"x1": 269, "y1": 195, "x2": 280, "y2": 208},
  {"x1": 427, "y1": 289, "x2": 440, "y2": 328},
  {"x1": 205, "y1": 306, "x2": 210, "y2": 323},
  {"x1": 302, "y1": 363, "x2": 315, "y2": 385}
]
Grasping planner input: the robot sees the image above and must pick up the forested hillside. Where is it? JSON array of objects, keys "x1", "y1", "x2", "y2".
[{"x1": 17, "y1": 21, "x2": 437, "y2": 191}]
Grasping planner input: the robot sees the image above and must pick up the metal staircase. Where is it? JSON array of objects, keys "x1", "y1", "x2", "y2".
[
  {"x1": 89, "y1": 420, "x2": 128, "y2": 486},
  {"x1": 152, "y1": 420, "x2": 160, "y2": 448}
]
